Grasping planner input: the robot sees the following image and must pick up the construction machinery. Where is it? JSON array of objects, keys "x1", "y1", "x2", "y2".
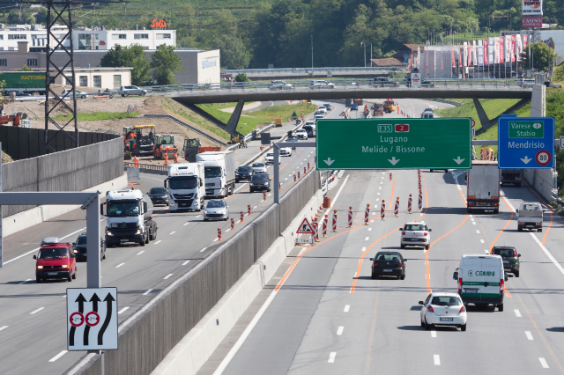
[
  {"x1": 0, "y1": 112, "x2": 27, "y2": 127},
  {"x1": 372, "y1": 103, "x2": 384, "y2": 116},
  {"x1": 154, "y1": 134, "x2": 178, "y2": 159},
  {"x1": 183, "y1": 138, "x2": 222, "y2": 162},
  {"x1": 384, "y1": 99, "x2": 396, "y2": 113},
  {"x1": 123, "y1": 125, "x2": 156, "y2": 157}
]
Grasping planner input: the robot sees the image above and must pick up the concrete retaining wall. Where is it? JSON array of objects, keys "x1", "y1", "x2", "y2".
[
  {"x1": 66, "y1": 170, "x2": 322, "y2": 375},
  {"x1": 2, "y1": 137, "x2": 123, "y2": 218}
]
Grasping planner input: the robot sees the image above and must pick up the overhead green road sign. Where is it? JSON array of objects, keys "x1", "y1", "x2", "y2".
[{"x1": 316, "y1": 118, "x2": 472, "y2": 170}]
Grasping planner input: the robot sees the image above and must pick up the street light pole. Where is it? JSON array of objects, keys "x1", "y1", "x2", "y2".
[{"x1": 311, "y1": 35, "x2": 314, "y2": 70}]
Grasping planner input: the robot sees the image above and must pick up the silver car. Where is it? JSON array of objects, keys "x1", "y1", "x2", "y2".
[
  {"x1": 119, "y1": 85, "x2": 147, "y2": 97},
  {"x1": 203, "y1": 200, "x2": 229, "y2": 221},
  {"x1": 252, "y1": 162, "x2": 267, "y2": 173}
]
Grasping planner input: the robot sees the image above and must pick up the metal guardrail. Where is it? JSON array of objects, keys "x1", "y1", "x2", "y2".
[
  {"x1": 224, "y1": 67, "x2": 401, "y2": 74},
  {"x1": 124, "y1": 162, "x2": 168, "y2": 173}
]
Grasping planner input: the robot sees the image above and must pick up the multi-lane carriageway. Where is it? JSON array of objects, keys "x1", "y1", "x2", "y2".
[
  {"x1": 204, "y1": 175, "x2": 564, "y2": 373},
  {"x1": 0, "y1": 98, "x2": 458, "y2": 374}
]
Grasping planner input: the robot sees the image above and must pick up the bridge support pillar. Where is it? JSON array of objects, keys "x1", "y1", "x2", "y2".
[
  {"x1": 473, "y1": 97, "x2": 531, "y2": 136},
  {"x1": 226, "y1": 100, "x2": 245, "y2": 139},
  {"x1": 530, "y1": 83, "x2": 546, "y2": 117}
]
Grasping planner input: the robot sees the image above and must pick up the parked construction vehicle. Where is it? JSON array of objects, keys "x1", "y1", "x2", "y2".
[
  {"x1": 123, "y1": 125, "x2": 156, "y2": 156},
  {"x1": 154, "y1": 135, "x2": 178, "y2": 159},
  {"x1": 0, "y1": 112, "x2": 27, "y2": 127},
  {"x1": 183, "y1": 138, "x2": 222, "y2": 162}
]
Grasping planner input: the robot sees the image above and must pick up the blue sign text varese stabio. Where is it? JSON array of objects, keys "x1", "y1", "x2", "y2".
[{"x1": 498, "y1": 117, "x2": 555, "y2": 169}]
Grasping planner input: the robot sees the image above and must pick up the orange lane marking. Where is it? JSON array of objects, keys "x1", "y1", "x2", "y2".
[
  {"x1": 489, "y1": 197, "x2": 514, "y2": 252},
  {"x1": 425, "y1": 186, "x2": 467, "y2": 294},
  {"x1": 275, "y1": 179, "x2": 395, "y2": 293},
  {"x1": 522, "y1": 180, "x2": 553, "y2": 245}
]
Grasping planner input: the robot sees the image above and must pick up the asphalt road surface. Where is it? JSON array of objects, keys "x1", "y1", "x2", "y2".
[{"x1": 209, "y1": 169, "x2": 564, "y2": 375}]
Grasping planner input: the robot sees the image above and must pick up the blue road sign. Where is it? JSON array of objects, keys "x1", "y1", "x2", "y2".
[{"x1": 498, "y1": 117, "x2": 555, "y2": 169}]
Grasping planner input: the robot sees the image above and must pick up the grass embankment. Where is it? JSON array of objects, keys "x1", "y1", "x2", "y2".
[
  {"x1": 162, "y1": 98, "x2": 231, "y2": 141},
  {"x1": 50, "y1": 111, "x2": 139, "y2": 121},
  {"x1": 436, "y1": 99, "x2": 526, "y2": 155},
  {"x1": 197, "y1": 102, "x2": 318, "y2": 136}
]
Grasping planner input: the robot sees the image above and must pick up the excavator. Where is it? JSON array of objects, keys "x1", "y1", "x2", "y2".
[
  {"x1": 0, "y1": 98, "x2": 28, "y2": 126},
  {"x1": 153, "y1": 134, "x2": 178, "y2": 160}
]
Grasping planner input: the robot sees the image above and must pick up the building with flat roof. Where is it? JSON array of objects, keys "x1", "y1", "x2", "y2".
[
  {"x1": 0, "y1": 43, "x2": 219, "y2": 85},
  {"x1": 0, "y1": 23, "x2": 176, "y2": 52}
]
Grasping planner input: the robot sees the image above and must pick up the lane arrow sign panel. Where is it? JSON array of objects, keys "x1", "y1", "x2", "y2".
[
  {"x1": 316, "y1": 118, "x2": 472, "y2": 170},
  {"x1": 67, "y1": 287, "x2": 118, "y2": 351}
]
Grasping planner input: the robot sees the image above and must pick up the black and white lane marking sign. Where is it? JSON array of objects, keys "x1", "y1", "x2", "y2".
[{"x1": 67, "y1": 288, "x2": 118, "y2": 351}]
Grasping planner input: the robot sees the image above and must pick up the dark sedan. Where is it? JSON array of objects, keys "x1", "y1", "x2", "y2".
[
  {"x1": 370, "y1": 251, "x2": 406, "y2": 279},
  {"x1": 236, "y1": 166, "x2": 254, "y2": 183},
  {"x1": 249, "y1": 173, "x2": 270, "y2": 193},
  {"x1": 147, "y1": 187, "x2": 169, "y2": 206},
  {"x1": 72, "y1": 233, "x2": 106, "y2": 262}
]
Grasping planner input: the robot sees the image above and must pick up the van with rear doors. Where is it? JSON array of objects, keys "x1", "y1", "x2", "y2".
[{"x1": 453, "y1": 254, "x2": 507, "y2": 311}]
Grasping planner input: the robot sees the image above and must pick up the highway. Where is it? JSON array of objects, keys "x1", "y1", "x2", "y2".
[
  {"x1": 0, "y1": 97, "x2": 454, "y2": 374},
  {"x1": 201, "y1": 126, "x2": 564, "y2": 373}
]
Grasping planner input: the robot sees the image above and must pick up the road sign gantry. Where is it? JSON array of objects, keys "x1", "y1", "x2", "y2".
[{"x1": 316, "y1": 118, "x2": 472, "y2": 170}]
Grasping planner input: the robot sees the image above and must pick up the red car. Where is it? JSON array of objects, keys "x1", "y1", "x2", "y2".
[{"x1": 34, "y1": 237, "x2": 77, "y2": 283}]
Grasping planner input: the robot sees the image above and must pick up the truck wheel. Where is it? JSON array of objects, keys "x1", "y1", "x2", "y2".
[
  {"x1": 498, "y1": 303, "x2": 504, "y2": 312},
  {"x1": 539, "y1": 229, "x2": 543, "y2": 233},
  {"x1": 145, "y1": 232, "x2": 150, "y2": 244},
  {"x1": 140, "y1": 236, "x2": 146, "y2": 247},
  {"x1": 517, "y1": 227, "x2": 522, "y2": 232},
  {"x1": 493, "y1": 209, "x2": 499, "y2": 214}
]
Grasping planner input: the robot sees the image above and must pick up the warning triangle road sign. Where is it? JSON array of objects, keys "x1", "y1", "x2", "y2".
[{"x1": 297, "y1": 218, "x2": 314, "y2": 234}]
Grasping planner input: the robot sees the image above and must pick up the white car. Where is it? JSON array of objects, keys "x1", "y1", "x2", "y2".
[
  {"x1": 420, "y1": 292, "x2": 467, "y2": 331},
  {"x1": 280, "y1": 147, "x2": 292, "y2": 156},
  {"x1": 265, "y1": 152, "x2": 281, "y2": 164},
  {"x1": 314, "y1": 114, "x2": 324, "y2": 120},
  {"x1": 295, "y1": 129, "x2": 308, "y2": 140},
  {"x1": 310, "y1": 80, "x2": 335, "y2": 89},
  {"x1": 317, "y1": 107, "x2": 327, "y2": 113},
  {"x1": 251, "y1": 162, "x2": 267, "y2": 174},
  {"x1": 305, "y1": 120, "x2": 315, "y2": 126},
  {"x1": 203, "y1": 199, "x2": 229, "y2": 221},
  {"x1": 400, "y1": 221, "x2": 431, "y2": 249},
  {"x1": 269, "y1": 80, "x2": 292, "y2": 90}
]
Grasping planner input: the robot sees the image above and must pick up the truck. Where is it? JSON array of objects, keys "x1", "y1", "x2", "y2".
[
  {"x1": 275, "y1": 118, "x2": 283, "y2": 127},
  {"x1": 102, "y1": 189, "x2": 158, "y2": 247},
  {"x1": 516, "y1": 202, "x2": 543, "y2": 232},
  {"x1": 500, "y1": 169, "x2": 522, "y2": 187},
  {"x1": 165, "y1": 163, "x2": 206, "y2": 211},
  {"x1": 467, "y1": 160, "x2": 500, "y2": 214},
  {"x1": 196, "y1": 150, "x2": 236, "y2": 198}
]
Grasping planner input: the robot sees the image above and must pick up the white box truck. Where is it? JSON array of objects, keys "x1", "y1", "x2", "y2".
[
  {"x1": 196, "y1": 150, "x2": 236, "y2": 198},
  {"x1": 517, "y1": 202, "x2": 544, "y2": 232},
  {"x1": 467, "y1": 160, "x2": 500, "y2": 214},
  {"x1": 102, "y1": 189, "x2": 158, "y2": 247},
  {"x1": 166, "y1": 163, "x2": 205, "y2": 211}
]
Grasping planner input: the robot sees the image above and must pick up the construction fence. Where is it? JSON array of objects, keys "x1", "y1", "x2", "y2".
[
  {"x1": 68, "y1": 170, "x2": 321, "y2": 375},
  {"x1": 2, "y1": 137, "x2": 123, "y2": 217}
]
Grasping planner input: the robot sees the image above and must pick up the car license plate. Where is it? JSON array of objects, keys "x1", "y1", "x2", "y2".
[
  {"x1": 47, "y1": 272, "x2": 58, "y2": 276},
  {"x1": 440, "y1": 318, "x2": 453, "y2": 322},
  {"x1": 464, "y1": 289, "x2": 478, "y2": 293},
  {"x1": 120, "y1": 239, "x2": 128, "y2": 242},
  {"x1": 503, "y1": 260, "x2": 510, "y2": 263},
  {"x1": 383, "y1": 269, "x2": 393, "y2": 272}
]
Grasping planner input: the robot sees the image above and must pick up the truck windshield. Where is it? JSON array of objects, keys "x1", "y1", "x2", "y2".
[
  {"x1": 169, "y1": 176, "x2": 198, "y2": 189},
  {"x1": 107, "y1": 201, "x2": 140, "y2": 217},
  {"x1": 205, "y1": 167, "x2": 222, "y2": 178}
]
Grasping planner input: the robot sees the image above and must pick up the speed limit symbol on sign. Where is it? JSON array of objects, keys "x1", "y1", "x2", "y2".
[{"x1": 536, "y1": 150, "x2": 551, "y2": 166}]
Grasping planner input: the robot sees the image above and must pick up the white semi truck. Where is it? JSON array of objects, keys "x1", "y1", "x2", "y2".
[
  {"x1": 467, "y1": 160, "x2": 500, "y2": 214},
  {"x1": 196, "y1": 150, "x2": 236, "y2": 198},
  {"x1": 166, "y1": 163, "x2": 205, "y2": 211},
  {"x1": 102, "y1": 189, "x2": 158, "y2": 247}
]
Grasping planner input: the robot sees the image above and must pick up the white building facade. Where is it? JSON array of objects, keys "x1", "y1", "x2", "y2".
[{"x1": 0, "y1": 24, "x2": 176, "y2": 52}]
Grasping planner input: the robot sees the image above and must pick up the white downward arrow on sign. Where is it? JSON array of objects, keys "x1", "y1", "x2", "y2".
[
  {"x1": 324, "y1": 157, "x2": 335, "y2": 166},
  {"x1": 388, "y1": 157, "x2": 400, "y2": 166},
  {"x1": 521, "y1": 156, "x2": 532, "y2": 164},
  {"x1": 453, "y1": 156, "x2": 465, "y2": 165}
]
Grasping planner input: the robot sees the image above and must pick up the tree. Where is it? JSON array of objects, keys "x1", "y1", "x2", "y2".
[
  {"x1": 521, "y1": 42, "x2": 558, "y2": 72},
  {"x1": 35, "y1": 7, "x2": 47, "y2": 24},
  {"x1": 150, "y1": 44, "x2": 184, "y2": 85},
  {"x1": 235, "y1": 73, "x2": 250, "y2": 82},
  {"x1": 213, "y1": 35, "x2": 250, "y2": 69},
  {"x1": 554, "y1": 63, "x2": 564, "y2": 83},
  {"x1": 100, "y1": 45, "x2": 152, "y2": 86},
  {"x1": 20, "y1": 65, "x2": 32, "y2": 71}
]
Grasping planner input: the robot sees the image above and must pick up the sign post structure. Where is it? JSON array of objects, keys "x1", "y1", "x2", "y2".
[
  {"x1": 498, "y1": 117, "x2": 555, "y2": 169},
  {"x1": 67, "y1": 288, "x2": 118, "y2": 351},
  {"x1": 316, "y1": 118, "x2": 472, "y2": 170}
]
